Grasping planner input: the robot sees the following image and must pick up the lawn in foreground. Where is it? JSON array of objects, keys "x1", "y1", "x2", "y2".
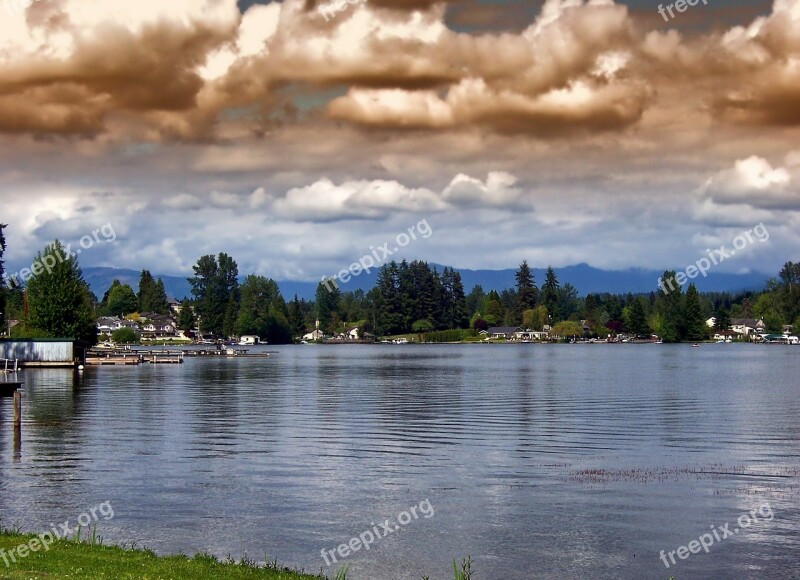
[{"x1": 0, "y1": 531, "x2": 324, "y2": 580}]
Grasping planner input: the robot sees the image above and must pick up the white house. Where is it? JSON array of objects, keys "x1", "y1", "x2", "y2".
[
  {"x1": 730, "y1": 318, "x2": 765, "y2": 337},
  {"x1": 302, "y1": 329, "x2": 325, "y2": 341}
]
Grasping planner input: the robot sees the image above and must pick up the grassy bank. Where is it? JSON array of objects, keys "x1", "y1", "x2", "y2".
[{"x1": 0, "y1": 530, "x2": 324, "y2": 580}]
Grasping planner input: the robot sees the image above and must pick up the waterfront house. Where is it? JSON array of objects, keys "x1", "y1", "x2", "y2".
[
  {"x1": 513, "y1": 329, "x2": 548, "y2": 341},
  {"x1": 141, "y1": 314, "x2": 178, "y2": 339},
  {"x1": 96, "y1": 316, "x2": 139, "y2": 334},
  {"x1": 731, "y1": 318, "x2": 765, "y2": 337},
  {"x1": 487, "y1": 326, "x2": 521, "y2": 340},
  {"x1": 302, "y1": 328, "x2": 325, "y2": 341}
]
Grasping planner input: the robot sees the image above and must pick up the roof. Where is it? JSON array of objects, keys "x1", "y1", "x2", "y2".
[
  {"x1": 731, "y1": 318, "x2": 763, "y2": 327},
  {"x1": 487, "y1": 326, "x2": 521, "y2": 334}
]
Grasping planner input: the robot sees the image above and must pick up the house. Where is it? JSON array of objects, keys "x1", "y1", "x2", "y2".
[
  {"x1": 302, "y1": 329, "x2": 324, "y2": 341},
  {"x1": 96, "y1": 317, "x2": 139, "y2": 334},
  {"x1": 712, "y1": 330, "x2": 737, "y2": 341},
  {"x1": 730, "y1": 318, "x2": 765, "y2": 337},
  {"x1": 141, "y1": 314, "x2": 178, "y2": 339},
  {"x1": 513, "y1": 329, "x2": 549, "y2": 341},
  {"x1": 302, "y1": 320, "x2": 326, "y2": 342},
  {"x1": 346, "y1": 327, "x2": 360, "y2": 340},
  {"x1": 486, "y1": 326, "x2": 521, "y2": 340},
  {"x1": 706, "y1": 317, "x2": 716, "y2": 328},
  {"x1": 97, "y1": 316, "x2": 122, "y2": 334}
]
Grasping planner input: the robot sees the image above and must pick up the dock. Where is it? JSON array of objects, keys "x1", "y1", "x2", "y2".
[
  {"x1": 85, "y1": 347, "x2": 272, "y2": 366},
  {"x1": 1, "y1": 359, "x2": 23, "y2": 436}
]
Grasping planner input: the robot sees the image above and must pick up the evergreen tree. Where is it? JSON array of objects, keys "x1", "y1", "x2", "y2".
[
  {"x1": 556, "y1": 283, "x2": 580, "y2": 321},
  {"x1": 466, "y1": 285, "x2": 485, "y2": 318},
  {"x1": 374, "y1": 262, "x2": 403, "y2": 335},
  {"x1": 235, "y1": 275, "x2": 291, "y2": 343},
  {"x1": 682, "y1": 284, "x2": 708, "y2": 341},
  {"x1": 714, "y1": 306, "x2": 732, "y2": 334},
  {"x1": 315, "y1": 280, "x2": 341, "y2": 334},
  {"x1": 177, "y1": 300, "x2": 196, "y2": 332},
  {"x1": 25, "y1": 241, "x2": 97, "y2": 344},
  {"x1": 540, "y1": 266, "x2": 560, "y2": 316},
  {"x1": 625, "y1": 297, "x2": 651, "y2": 338},
  {"x1": 515, "y1": 260, "x2": 537, "y2": 319},
  {"x1": 656, "y1": 270, "x2": 683, "y2": 342},
  {"x1": 443, "y1": 268, "x2": 469, "y2": 329},
  {"x1": 138, "y1": 271, "x2": 170, "y2": 314},
  {"x1": 778, "y1": 261, "x2": 800, "y2": 323},
  {"x1": 287, "y1": 294, "x2": 306, "y2": 338}
]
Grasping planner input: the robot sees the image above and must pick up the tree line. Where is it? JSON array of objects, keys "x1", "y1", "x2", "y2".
[{"x1": 2, "y1": 227, "x2": 800, "y2": 345}]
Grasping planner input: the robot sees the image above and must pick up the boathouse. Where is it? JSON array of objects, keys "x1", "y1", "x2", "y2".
[{"x1": 0, "y1": 339, "x2": 84, "y2": 367}]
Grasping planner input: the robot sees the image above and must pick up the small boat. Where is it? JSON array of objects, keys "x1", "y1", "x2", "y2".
[{"x1": 692, "y1": 343, "x2": 700, "y2": 348}]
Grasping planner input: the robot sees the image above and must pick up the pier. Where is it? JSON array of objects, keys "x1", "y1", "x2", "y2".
[{"x1": 84, "y1": 348, "x2": 272, "y2": 366}]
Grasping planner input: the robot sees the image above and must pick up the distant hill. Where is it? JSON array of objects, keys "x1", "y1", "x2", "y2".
[{"x1": 81, "y1": 263, "x2": 770, "y2": 302}]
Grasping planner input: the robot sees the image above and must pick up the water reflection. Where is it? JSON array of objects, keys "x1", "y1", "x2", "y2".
[{"x1": 0, "y1": 345, "x2": 798, "y2": 579}]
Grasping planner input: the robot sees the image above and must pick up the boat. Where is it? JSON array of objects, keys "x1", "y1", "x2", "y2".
[{"x1": 692, "y1": 343, "x2": 700, "y2": 348}]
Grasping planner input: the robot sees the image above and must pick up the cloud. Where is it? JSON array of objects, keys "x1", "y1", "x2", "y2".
[
  {"x1": 271, "y1": 177, "x2": 446, "y2": 220},
  {"x1": 698, "y1": 155, "x2": 798, "y2": 211},
  {"x1": 442, "y1": 171, "x2": 528, "y2": 207},
  {"x1": 163, "y1": 193, "x2": 203, "y2": 210}
]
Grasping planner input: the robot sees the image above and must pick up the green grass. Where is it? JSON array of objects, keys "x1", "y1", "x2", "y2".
[
  {"x1": 0, "y1": 530, "x2": 323, "y2": 580},
  {"x1": 1, "y1": 529, "x2": 475, "y2": 579}
]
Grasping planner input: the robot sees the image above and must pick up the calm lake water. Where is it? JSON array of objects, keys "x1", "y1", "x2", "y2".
[{"x1": 1, "y1": 344, "x2": 799, "y2": 579}]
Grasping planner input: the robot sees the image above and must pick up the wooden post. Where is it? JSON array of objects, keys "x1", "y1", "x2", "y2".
[{"x1": 13, "y1": 390, "x2": 22, "y2": 427}]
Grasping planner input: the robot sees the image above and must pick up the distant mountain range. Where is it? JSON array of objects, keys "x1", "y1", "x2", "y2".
[{"x1": 80, "y1": 263, "x2": 771, "y2": 302}]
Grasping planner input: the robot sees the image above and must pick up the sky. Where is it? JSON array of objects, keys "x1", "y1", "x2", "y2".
[{"x1": 0, "y1": 0, "x2": 798, "y2": 283}]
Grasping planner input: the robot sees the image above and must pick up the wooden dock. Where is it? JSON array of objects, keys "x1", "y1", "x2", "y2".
[
  {"x1": 85, "y1": 347, "x2": 273, "y2": 366},
  {"x1": 85, "y1": 350, "x2": 184, "y2": 365}
]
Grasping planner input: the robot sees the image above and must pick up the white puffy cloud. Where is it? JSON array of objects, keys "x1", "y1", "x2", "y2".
[{"x1": 699, "y1": 156, "x2": 798, "y2": 210}]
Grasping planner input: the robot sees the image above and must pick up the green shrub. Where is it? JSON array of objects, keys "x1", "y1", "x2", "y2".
[{"x1": 112, "y1": 327, "x2": 139, "y2": 344}]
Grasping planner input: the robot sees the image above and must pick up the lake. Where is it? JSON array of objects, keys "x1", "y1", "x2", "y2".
[{"x1": 1, "y1": 344, "x2": 799, "y2": 579}]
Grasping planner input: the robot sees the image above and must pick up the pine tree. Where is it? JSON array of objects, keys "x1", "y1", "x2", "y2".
[
  {"x1": 714, "y1": 306, "x2": 732, "y2": 334},
  {"x1": 138, "y1": 270, "x2": 170, "y2": 314},
  {"x1": 515, "y1": 260, "x2": 537, "y2": 319},
  {"x1": 287, "y1": 295, "x2": 306, "y2": 338},
  {"x1": 540, "y1": 266, "x2": 559, "y2": 317},
  {"x1": 625, "y1": 297, "x2": 651, "y2": 338},
  {"x1": 315, "y1": 280, "x2": 340, "y2": 334},
  {"x1": 682, "y1": 284, "x2": 707, "y2": 341},
  {"x1": 177, "y1": 300, "x2": 196, "y2": 332},
  {"x1": 656, "y1": 270, "x2": 682, "y2": 342}
]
